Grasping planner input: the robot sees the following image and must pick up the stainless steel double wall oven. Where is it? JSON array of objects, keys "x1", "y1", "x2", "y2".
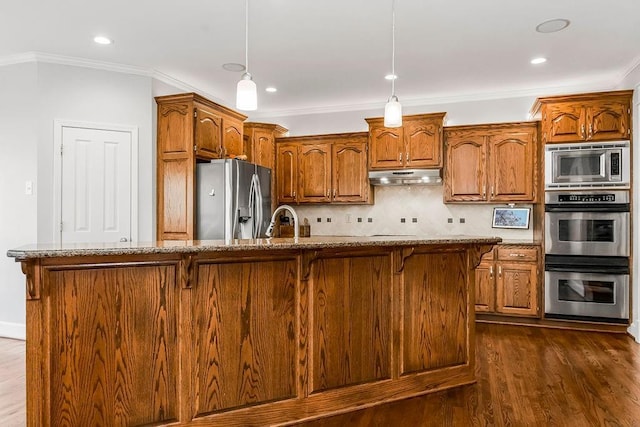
[{"x1": 544, "y1": 141, "x2": 631, "y2": 323}]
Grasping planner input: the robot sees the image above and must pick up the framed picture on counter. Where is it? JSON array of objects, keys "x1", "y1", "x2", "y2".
[{"x1": 492, "y1": 207, "x2": 530, "y2": 229}]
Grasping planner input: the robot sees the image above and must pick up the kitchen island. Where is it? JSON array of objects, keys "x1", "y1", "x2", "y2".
[{"x1": 9, "y1": 235, "x2": 499, "y2": 426}]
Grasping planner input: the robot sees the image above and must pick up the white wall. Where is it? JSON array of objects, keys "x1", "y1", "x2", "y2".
[
  {"x1": 618, "y1": 65, "x2": 640, "y2": 341},
  {"x1": 1, "y1": 62, "x2": 158, "y2": 339},
  {"x1": 36, "y1": 63, "x2": 154, "y2": 243},
  {"x1": 0, "y1": 63, "x2": 38, "y2": 338}
]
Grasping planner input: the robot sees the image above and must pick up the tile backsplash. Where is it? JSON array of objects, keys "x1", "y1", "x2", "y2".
[{"x1": 292, "y1": 186, "x2": 534, "y2": 240}]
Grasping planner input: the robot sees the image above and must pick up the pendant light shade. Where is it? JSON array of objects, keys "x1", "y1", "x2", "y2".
[
  {"x1": 236, "y1": 0, "x2": 257, "y2": 111},
  {"x1": 384, "y1": 95, "x2": 402, "y2": 127},
  {"x1": 383, "y1": 0, "x2": 402, "y2": 127},
  {"x1": 237, "y1": 72, "x2": 257, "y2": 111}
]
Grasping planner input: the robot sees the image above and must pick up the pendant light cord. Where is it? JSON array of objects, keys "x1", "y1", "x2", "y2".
[
  {"x1": 245, "y1": 0, "x2": 249, "y2": 74},
  {"x1": 390, "y1": 0, "x2": 396, "y2": 98}
]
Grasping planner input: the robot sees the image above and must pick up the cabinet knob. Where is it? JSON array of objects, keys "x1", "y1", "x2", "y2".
[
  {"x1": 509, "y1": 253, "x2": 525, "y2": 257},
  {"x1": 399, "y1": 153, "x2": 403, "y2": 162},
  {"x1": 581, "y1": 124, "x2": 586, "y2": 139},
  {"x1": 406, "y1": 152, "x2": 410, "y2": 163},
  {"x1": 588, "y1": 123, "x2": 593, "y2": 139},
  {"x1": 498, "y1": 266, "x2": 502, "y2": 276},
  {"x1": 333, "y1": 189, "x2": 337, "y2": 198},
  {"x1": 489, "y1": 266, "x2": 494, "y2": 277}
]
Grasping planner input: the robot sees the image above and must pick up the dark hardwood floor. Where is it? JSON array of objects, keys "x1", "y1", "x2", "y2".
[{"x1": 1, "y1": 323, "x2": 639, "y2": 426}]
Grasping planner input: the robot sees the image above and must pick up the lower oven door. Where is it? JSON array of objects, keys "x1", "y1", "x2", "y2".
[
  {"x1": 545, "y1": 211, "x2": 629, "y2": 257},
  {"x1": 545, "y1": 270, "x2": 629, "y2": 320}
]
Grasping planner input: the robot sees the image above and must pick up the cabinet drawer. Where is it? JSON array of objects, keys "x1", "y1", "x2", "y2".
[{"x1": 496, "y1": 247, "x2": 537, "y2": 262}]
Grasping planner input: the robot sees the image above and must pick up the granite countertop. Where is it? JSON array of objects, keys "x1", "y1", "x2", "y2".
[{"x1": 7, "y1": 235, "x2": 502, "y2": 260}]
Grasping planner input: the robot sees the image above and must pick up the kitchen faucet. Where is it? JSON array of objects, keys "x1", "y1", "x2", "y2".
[{"x1": 265, "y1": 205, "x2": 299, "y2": 239}]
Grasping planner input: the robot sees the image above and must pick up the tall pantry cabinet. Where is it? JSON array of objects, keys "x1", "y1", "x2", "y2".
[{"x1": 156, "y1": 93, "x2": 247, "y2": 240}]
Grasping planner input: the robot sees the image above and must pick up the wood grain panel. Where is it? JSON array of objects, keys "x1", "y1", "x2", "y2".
[
  {"x1": 194, "y1": 105, "x2": 222, "y2": 159},
  {"x1": 192, "y1": 257, "x2": 298, "y2": 415},
  {"x1": 547, "y1": 102, "x2": 585, "y2": 142},
  {"x1": 401, "y1": 250, "x2": 468, "y2": 374},
  {"x1": 162, "y1": 157, "x2": 192, "y2": 238},
  {"x1": 587, "y1": 99, "x2": 629, "y2": 141},
  {"x1": 332, "y1": 139, "x2": 369, "y2": 203},
  {"x1": 299, "y1": 143, "x2": 332, "y2": 202},
  {"x1": 496, "y1": 262, "x2": 538, "y2": 316},
  {"x1": 276, "y1": 143, "x2": 298, "y2": 203},
  {"x1": 475, "y1": 260, "x2": 494, "y2": 313},
  {"x1": 311, "y1": 253, "x2": 392, "y2": 392},
  {"x1": 444, "y1": 132, "x2": 486, "y2": 201},
  {"x1": 369, "y1": 127, "x2": 404, "y2": 169},
  {"x1": 48, "y1": 265, "x2": 178, "y2": 425},
  {"x1": 223, "y1": 118, "x2": 244, "y2": 157},
  {"x1": 158, "y1": 103, "x2": 191, "y2": 154},
  {"x1": 489, "y1": 129, "x2": 535, "y2": 201},
  {"x1": 405, "y1": 121, "x2": 440, "y2": 167}
]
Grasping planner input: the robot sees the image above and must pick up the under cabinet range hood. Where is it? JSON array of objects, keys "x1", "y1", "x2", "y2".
[{"x1": 368, "y1": 169, "x2": 442, "y2": 186}]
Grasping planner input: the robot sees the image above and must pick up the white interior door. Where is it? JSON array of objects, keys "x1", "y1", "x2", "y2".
[{"x1": 60, "y1": 126, "x2": 132, "y2": 243}]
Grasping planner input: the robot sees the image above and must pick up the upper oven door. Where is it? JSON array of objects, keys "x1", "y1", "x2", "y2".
[
  {"x1": 545, "y1": 211, "x2": 629, "y2": 257},
  {"x1": 544, "y1": 141, "x2": 630, "y2": 189}
]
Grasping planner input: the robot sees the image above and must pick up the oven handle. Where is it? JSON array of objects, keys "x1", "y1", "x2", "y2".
[
  {"x1": 544, "y1": 265, "x2": 630, "y2": 275},
  {"x1": 545, "y1": 203, "x2": 630, "y2": 213}
]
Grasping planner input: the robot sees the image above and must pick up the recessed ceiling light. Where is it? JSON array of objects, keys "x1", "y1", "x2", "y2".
[
  {"x1": 93, "y1": 36, "x2": 113, "y2": 45},
  {"x1": 222, "y1": 63, "x2": 246, "y2": 72},
  {"x1": 536, "y1": 19, "x2": 570, "y2": 33},
  {"x1": 531, "y1": 57, "x2": 547, "y2": 65},
  {"x1": 385, "y1": 74, "x2": 398, "y2": 80},
  {"x1": 265, "y1": 87, "x2": 277, "y2": 93}
]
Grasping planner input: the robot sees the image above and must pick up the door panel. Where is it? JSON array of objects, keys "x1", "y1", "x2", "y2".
[
  {"x1": 405, "y1": 122, "x2": 440, "y2": 167},
  {"x1": 299, "y1": 143, "x2": 331, "y2": 203},
  {"x1": 369, "y1": 127, "x2": 403, "y2": 169},
  {"x1": 444, "y1": 134, "x2": 486, "y2": 201},
  {"x1": 332, "y1": 141, "x2": 369, "y2": 203},
  {"x1": 194, "y1": 106, "x2": 222, "y2": 159},
  {"x1": 489, "y1": 130, "x2": 535, "y2": 201},
  {"x1": 277, "y1": 144, "x2": 298, "y2": 203},
  {"x1": 61, "y1": 127, "x2": 132, "y2": 243}
]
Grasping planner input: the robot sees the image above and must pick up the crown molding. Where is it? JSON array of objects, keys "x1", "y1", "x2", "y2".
[
  {"x1": 0, "y1": 51, "x2": 153, "y2": 76},
  {"x1": 151, "y1": 70, "x2": 228, "y2": 106},
  {"x1": 248, "y1": 79, "x2": 617, "y2": 119},
  {"x1": 616, "y1": 54, "x2": 640, "y2": 87}
]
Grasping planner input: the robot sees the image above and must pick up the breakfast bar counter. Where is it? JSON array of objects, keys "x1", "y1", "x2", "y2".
[{"x1": 9, "y1": 235, "x2": 499, "y2": 426}]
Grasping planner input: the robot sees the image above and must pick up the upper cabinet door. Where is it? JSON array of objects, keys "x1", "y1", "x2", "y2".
[
  {"x1": 488, "y1": 128, "x2": 536, "y2": 202},
  {"x1": 404, "y1": 121, "x2": 441, "y2": 168},
  {"x1": 276, "y1": 144, "x2": 299, "y2": 204},
  {"x1": 223, "y1": 118, "x2": 244, "y2": 158},
  {"x1": 253, "y1": 130, "x2": 275, "y2": 170},
  {"x1": 332, "y1": 140, "x2": 369, "y2": 203},
  {"x1": 444, "y1": 133, "x2": 487, "y2": 202},
  {"x1": 194, "y1": 105, "x2": 223, "y2": 159},
  {"x1": 544, "y1": 102, "x2": 586, "y2": 143},
  {"x1": 369, "y1": 127, "x2": 404, "y2": 169},
  {"x1": 158, "y1": 103, "x2": 192, "y2": 155},
  {"x1": 586, "y1": 100, "x2": 629, "y2": 141},
  {"x1": 299, "y1": 143, "x2": 332, "y2": 203}
]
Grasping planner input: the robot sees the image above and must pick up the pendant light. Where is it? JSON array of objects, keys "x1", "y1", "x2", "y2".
[
  {"x1": 384, "y1": 0, "x2": 402, "y2": 127},
  {"x1": 236, "y1": 0, "x2": 257, "y2": 111}
]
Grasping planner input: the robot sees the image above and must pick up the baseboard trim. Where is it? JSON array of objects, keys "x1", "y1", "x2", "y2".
[
  {"x1": 628, "y1": 322, "x2": 640, "y2": 343},
  {"x1": 0, "y1": 321, "x2": 26, "y2": 340}
]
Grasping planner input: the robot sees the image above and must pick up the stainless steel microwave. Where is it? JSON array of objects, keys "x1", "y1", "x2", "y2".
[{"x1": 545, "y1": 141, "x2": 630, "y2": 190}]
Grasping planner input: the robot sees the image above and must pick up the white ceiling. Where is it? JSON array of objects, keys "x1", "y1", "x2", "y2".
[{"x1": 1, "y1": 0, "x2": 639, "y2": 117}]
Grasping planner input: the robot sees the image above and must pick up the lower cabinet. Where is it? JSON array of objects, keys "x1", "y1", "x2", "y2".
[{"x1": 475, "y1": 245, "x2": 540, "y2": 317}]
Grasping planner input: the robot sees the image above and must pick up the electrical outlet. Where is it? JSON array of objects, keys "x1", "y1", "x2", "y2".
[
  {"x1": 447, "y1": 218, "x2": 453, "y2": 224},
  {"x1": 459, "y1": 218, "x2": 466, "y2": 224},
  {"x1": 317, "y1": 217, "x2": 322, "y2": 223},
  {"x1": 357, "y1": 217, "x2": 363, "y2": 223},
  {"x1": 327, "y1": 217, "x2": 332, "y2": 223},
  {"x1": 412, "y1": 218, "x2": 417, "y2": 223},
  {"x1": 400, "y1": 218, "x2": 406, "y2": 223},
  {"x1": 367, "y1": 218, "x2": 373, "y2": 223}
]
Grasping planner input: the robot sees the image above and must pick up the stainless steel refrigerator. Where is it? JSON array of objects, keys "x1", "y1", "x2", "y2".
[{"x1": 196, "y1": 159, "x2": 272, "y2": 240}]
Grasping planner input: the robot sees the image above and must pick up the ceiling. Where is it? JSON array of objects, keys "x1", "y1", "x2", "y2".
[{"x1": 1, "y1": 0, "x2": 639, "y2": 117}]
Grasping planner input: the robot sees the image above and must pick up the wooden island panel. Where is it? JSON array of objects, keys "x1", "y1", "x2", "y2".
[
  {"x1": 47, "y1": 263, "x2": 180, "y2": 426},
  {"x1": 400, "y1": 248, "x2": 468, "y2": 375},
  {"x1": 191, "y1": 255, "x2": 298, "y2": 416},
  {"x1": 12, "y1": 238, "x2": 497, "y2": 426},
  {"x1": 310, "y1": 250, "x2": 392, "y2": 393}
]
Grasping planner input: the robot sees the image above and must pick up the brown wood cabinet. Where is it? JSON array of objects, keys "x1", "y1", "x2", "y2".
[
  {"x1": 275, "y1": 132, "x2": 371, "y2": 204},
  {"x1": 531, "y1": 90, "x2": 632, "y2": 143},
  {"x1": 244, "y1": 123, "x2": 288, "y2": 210},
  {"x1": 444, "y1": 122, "x2": 538, "y2": 203},
  {"x1": 15, "y1": 239, "x2": 495, "y2": 426},
  {"x1": 475, "y1": 245, "x2": 540, "y2": 317},
  {"x1": 366, "y1": 113, "x2": 446, "y2": 170},
  {"x1": 155, "y1": 93, "x2": 247, "y2": 240}
]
